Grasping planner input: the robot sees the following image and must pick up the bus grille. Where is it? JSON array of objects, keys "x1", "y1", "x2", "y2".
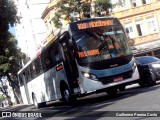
[{"x1": 98, "y1": 70, "x2": 133, "y2": 85}]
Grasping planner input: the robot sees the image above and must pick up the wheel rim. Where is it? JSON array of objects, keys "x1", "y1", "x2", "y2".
[{"x1": 64, "y1": 89, "x2": 70, "y2": 102}]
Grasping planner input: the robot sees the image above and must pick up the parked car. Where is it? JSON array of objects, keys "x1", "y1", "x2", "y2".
[{"x1": 135, "y1": 56, "x2": 160, "y2": 87}]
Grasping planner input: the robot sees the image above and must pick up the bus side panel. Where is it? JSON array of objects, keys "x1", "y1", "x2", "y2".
[
  {"x1": 43, "y1": 67, "x2": 60, "y2": 101},
  {"x1": 20, "y1": 86, "x2": 29, "y2": 104},
  {"x1": 27, "y1": 65, "x2": 65, "y2": 104},
  {"x1": 55, "y1": 62, "x2": 70, "y2": 98},
  {"x1": 27, "y1": 74, "x2": 45, "y2": 104},
  {"x1": 19, "y1": 74, "x2": 31, "y2": 104}
]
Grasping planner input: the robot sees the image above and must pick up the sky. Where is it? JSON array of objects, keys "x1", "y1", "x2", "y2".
[{"x1": 9, "y1": 25, "x2": 16, "y2": 37}]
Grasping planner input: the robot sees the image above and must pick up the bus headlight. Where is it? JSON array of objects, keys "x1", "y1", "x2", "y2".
[{"x1": 82, "y1": 72, "x2": 97, "y2": 80}]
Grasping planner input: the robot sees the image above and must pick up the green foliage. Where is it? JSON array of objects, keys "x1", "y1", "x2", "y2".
[
  {"x1": 94, "y1": 0, "x2": 113, "y2": 16},
  {"x1": 51, "y1": 0, "x2": 113, "y2": 28},
  {"x1": 51, "y1": 13, "x2": 62, "y2": 28},
  {"x1": 0, "y1": 0, "x2": 24, "y2": 76},
  {"x1": 0, "y1": 33, "x2": 24, "y2": 75},
  {"x1": 81, "y1": 3, "x2": 90, "y2": 12},
  {"x1": 0, "y1": 95, "x2": 6, "y2": 102},
  {"x1": 0, "y1": 0, "x2": 25, "y2": 104},
  {"x1": 0, "y1": 0, "x2": 19, "y2": 32},
  {"x1": 51, "y1": 0, "x2": 91, "y2": 28}
]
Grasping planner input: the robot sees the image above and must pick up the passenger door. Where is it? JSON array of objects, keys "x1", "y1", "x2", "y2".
[{"x1": 58, "y1": 32, "x2": 79, "y2": 94}]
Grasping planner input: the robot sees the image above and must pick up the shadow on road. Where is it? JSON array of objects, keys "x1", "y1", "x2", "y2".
[
  {"x1": 34, "y1": 83, "x2": 160, "y2": 119},
  {"x1": 0, "y1": 104, "x2": 32, "y2": 111},
  {"x1": 1, "y1": 83, "x2": 160, "y2": 120}
]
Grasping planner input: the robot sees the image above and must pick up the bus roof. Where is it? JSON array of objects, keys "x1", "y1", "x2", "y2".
[
  {"x1": 17, "y1": 59, "x2": 32, "y2": 74},
  {"x1": 17, "y1": 17, "x2": 119, "y2": 74},
  {"x1": 17, "y1": 25, "x2": 70, "y2": 74}
]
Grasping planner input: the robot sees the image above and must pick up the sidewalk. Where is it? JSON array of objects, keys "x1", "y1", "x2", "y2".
[{"x1": 0, "y1": 104, "x2": 33, "y2": 111}]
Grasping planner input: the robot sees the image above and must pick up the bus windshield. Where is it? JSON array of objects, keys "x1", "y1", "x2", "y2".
[{"x1": 73, "y1": 26, "x2": 132, "y2": 64}]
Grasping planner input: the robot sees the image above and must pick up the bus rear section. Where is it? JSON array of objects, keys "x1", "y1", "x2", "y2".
[{"x1": 69, "y1": 17, "x2": 140, "y2": 96}]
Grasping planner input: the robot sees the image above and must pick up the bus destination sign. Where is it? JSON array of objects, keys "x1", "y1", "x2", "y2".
[
  {"x1": 78, "y1": 49, "x2": 100, "y2": 58},
  {"x1": 77, "y1": 20, "x2": 113, "y2": 30}
]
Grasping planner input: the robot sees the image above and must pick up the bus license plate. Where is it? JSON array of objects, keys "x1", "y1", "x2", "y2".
[{"x1": 113, "y1": 76, "x2": 123, "y2": 82}]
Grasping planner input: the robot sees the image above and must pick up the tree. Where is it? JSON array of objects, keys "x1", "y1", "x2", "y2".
[
  {"x1": 52, "y1": 0, "x2": 82, "y2": 28},
  {"x1": 51, "y1": 0, "x2": 93, "y2": 28},
  {"x1": 94, "y1": 0, "x2": 113, "y2": 16},
  {"x1": 80, "y1": 2, "x2": 91, "y2": 18},
  {"x1": 0, "y1": 32, "x2": 25, "y2": 105},
  {"x1": 0, "y1": 95, "x2": 6, "y2": 103},
  {"x1": 0, "y1": 0, "x2": 19, "y2": 32},
  {"x1": 51, "y1": 0, "x2": 113, "y2": 29},
  {"x1": 0, "y1": 76, "x2": 12, "y2": 106},
  {"x1": 0, "y1": 0, "x2": 24, "y2": 104}
]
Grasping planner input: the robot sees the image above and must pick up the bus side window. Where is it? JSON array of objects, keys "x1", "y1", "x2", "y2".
[
  {"x1": 25, "y1": 67, "x2": 31, "y2": 82},
  {"x1": 41, "y1": 48, "x2": 53, "y2": 72},
  {"x1": 30, "y1": 62, "x2": 37, "y2": 79},
  {"x1": 35, "y1": 57, "x2": 43, "y2": 76},
  {"x1": 50, "y1": 49, "x2": 56, "y2": 66},
  {"x1": 18, "y1": 74, "x2": 24, "y2": 87}
]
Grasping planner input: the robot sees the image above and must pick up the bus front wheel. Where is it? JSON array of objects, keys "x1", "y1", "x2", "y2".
[
  {"x1": 60, "y1": 84, "x2": 77, "y2": 104},
  {"x1": 106, "y1": 88, "x2": 118, "y2": 97}
]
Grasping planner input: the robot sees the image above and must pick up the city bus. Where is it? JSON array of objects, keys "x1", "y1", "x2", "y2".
[{"x1": 18, "y1": 17, "x2": 139, "y2": 108}]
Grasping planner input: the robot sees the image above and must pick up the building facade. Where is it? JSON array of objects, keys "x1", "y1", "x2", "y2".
[
  {"x1": 14, "y1": 0, "x2": 160, "y2": 59},
  {"x1": 14, "y1": 0, "x2": 49, "y2": 59},
  {"x1": 112, "y1": 0, "x2": 160, "y2": 57},
  {"x1": 41, "y1": 0, "x2": 160, "y2": 58}
]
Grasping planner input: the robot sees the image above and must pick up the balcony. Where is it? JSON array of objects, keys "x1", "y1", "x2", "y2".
[
  {"x1": 113, "y1": 2, "x2": 160, "y2": 19},
  {"x1": 133, "y1": 32, "x2": 160, "y2": 45}
]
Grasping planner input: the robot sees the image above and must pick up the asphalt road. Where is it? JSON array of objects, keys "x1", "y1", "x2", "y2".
[{"x1": 1, "y1": 82, "x2": 160, "y2": 120}]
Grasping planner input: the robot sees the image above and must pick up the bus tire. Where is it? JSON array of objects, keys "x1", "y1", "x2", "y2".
[
  {"x1": 60, "y1": 84, "x2": 77, "y2": 104},
  {"x1": 139, "y1": 73, "x2": 156, "y2": 87},
  {"x1": 106, "y1": 88, "x2": 118, "y2": 97},
  {"x1": 138, "y1": 82, "x2": 146, "y2": 87},
  {"x1": 32, "y1": 94, "x2": 46, "y2": 109},
  {"x1": 146, "y1": 73, "x2": 156, "y2": 86},
  {"x1": 119, "y1": 86, "x2": 125, "y2": 91}
]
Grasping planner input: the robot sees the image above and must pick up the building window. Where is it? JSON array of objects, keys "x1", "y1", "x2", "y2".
[
  {"x1": 136, "y1": 22, "x2": 146, "y2": 36},
  {"x1": 147, "y1": 20, "x2": 157, "y2": 33},
  {"x1": 142, "y1": 0, "x2": 146, "y2": 4},
  {"x1": 131, "y1": 0, "x2": 137, "y2": 7},
  {"x1": 125, "y1": 26, "x2": 134, "y2": 38},
  {"x1": 146, "y1": 17, "x2": 158, "y2": 33},
  {"x1": 126, "y1": 27, "x2": 133, "y2": 33},
  {"x1": 118, "y1": 0, "x2": 126, "y2": 7},
  {"x1": 142, "y1": 0, "x2": 151, "y2": 4},
  {"x1": 136, "y1": 24, "x2": 142, "y2": 36}
]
